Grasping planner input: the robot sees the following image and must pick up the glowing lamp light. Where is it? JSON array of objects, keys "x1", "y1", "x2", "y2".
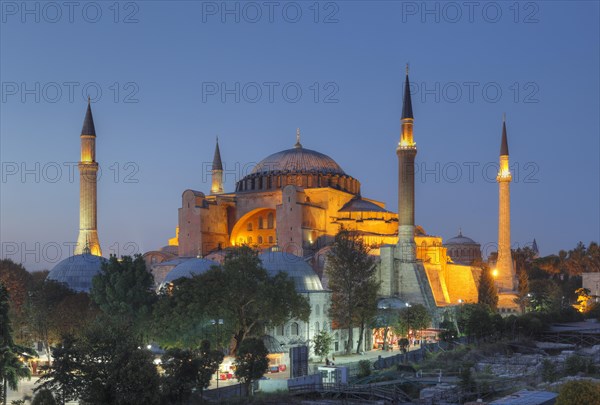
[{"x1": 492, "y1": 269, "x2": 499, "y2": 278}]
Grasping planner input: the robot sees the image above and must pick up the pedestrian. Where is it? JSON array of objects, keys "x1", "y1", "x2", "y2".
[{"x1": 325, "y1": 357, "x2": 330, "y2": 366}]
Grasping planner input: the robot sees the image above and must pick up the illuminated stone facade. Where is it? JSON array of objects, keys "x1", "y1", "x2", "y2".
[{"x1": 145, "y1": 69, "x2": 486, "y2": 324}]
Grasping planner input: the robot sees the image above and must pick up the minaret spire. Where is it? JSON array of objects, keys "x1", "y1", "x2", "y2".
[
  {"x1": 496, "y1": 116, "x2": 515, "y2": 290},
  {"x1": 211, "y1": 136, "x2": 224, "y2": 194},
  {"x1": 500, "y1": 113, "x2": 509, "y2": 156},
  {"x1": 75, "y1": 101, "x2": 101, "y2": 256},
  {"x1": 401, "y1": 64, "x2": 414, "y2": 120}
]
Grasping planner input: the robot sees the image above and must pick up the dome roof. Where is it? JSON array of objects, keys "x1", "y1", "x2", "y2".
[
  {"x1": 377, "y1": 297, "x2": 410, "y2": 310},
  {"x1": 163, "y1": 258, "x2": 218, "y2": 283},
  {"x1": 47, "y1": 254, "x2": 107, "y2": 293},
  {"x1": 444, "y1": 231, "x2": 478, "y2": 245},
  {"x1": 259, "y1": 251, "x2": 323, "y2": 292},
  {"x1": 250, "y1": 146, "x2": 346, "y2": 176}
]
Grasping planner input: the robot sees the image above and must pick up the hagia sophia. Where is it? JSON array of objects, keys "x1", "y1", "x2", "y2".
[{"x1": 47, "y1": 68, "x2": 521, "y2": 354}]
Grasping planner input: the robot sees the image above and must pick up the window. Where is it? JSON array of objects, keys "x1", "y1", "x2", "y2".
[
  {"x1": 258, "y1": 217, "x2": 264, "y2": 229},
  {"x1": 276, "y1": 325, "x2": 284, "y2": 336},
  {"x1": 291, "y1": 322, "x2": 299, "y2": 336},
  {"x1": 248, "y1": 236, "x2": 253, "y2": 244},
  {"x1": 315, "y1": 322, "x2": 320, "y2": 333},
  {"x1": 267, "y1": 212, "x2": 274, "y2": 228},
  {"x1": 258, "y1": 236, "x2": 263, "y2": 244},
  {"x1": 268, "y1": 236, "x2": 274, "y2": 244},
  {"x1": 247, "y1": 222, "x2": 253, "y2": 231},
  {"x1": 315, "y1": 304, "x2": 320, "y2": 316}
]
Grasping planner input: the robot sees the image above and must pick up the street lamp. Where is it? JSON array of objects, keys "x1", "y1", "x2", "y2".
[
  {"x1": 405, "y1": 303, "x2": 412, "y2": 345},
  {"x1": 211, "y1": 319, "x2": 224, "y2": 395}
]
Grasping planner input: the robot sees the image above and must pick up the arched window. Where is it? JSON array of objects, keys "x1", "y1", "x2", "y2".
[
  {"x1": 258, "y1": 217, "x2": 264, "y2": 229},
  {"x1": 315, "y1": 322, "x2": 320, "y2": 333},
  {"x1": 258, "y1": 236, "x2": 263, "y2": 244},
  {"x1": 291, "y1": 322, "x2": 299, "y2": 336},
  {"x1": 247, "y1": 222, "x2": 253, "y2": 231},
  {"x1": 268, "y1": 236, "x2": 274, "y2": 244},
  {"x1": 247, "y1": 236, "x2": 253, "y2": 244},
  {"x1": 315, "y1": 304, "x2": 320, "y2": 316},
  {"x1": 267, "y1": 212, "x2": 274, "y2": 229},
  {"x1": 151, "y1": 256, "x2": 157, "y2": 264},
  {"x1": 276, "y1": 325, "x2": 284, "y2": 336}
]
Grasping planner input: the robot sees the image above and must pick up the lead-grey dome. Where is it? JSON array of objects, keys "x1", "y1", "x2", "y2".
[
  {"x1": 47, "y1": 254, "x2": 107, "y2": 293},
  {"x1": 259, "y1": 251, "x2": 323, "y2": 292},
  {"x1": 163, "y1": 258, "x2": 218, "y2": 284},
  {"x1": 251, "y1": 147, "x2": 346, "y2": 176},
  {"x1": 445, "y1": 231, "x2": 478, "y2": 245},
  {"x1": 236, "y1": 143, "x2": 361, "y2": 195}
]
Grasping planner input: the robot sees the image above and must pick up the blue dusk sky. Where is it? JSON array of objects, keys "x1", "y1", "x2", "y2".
[{"x1": 1, "y1": 1, "x2": 598, "y2": 271}]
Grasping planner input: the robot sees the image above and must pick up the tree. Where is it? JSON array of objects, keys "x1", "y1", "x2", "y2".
[
  {"x1": 312, "y1": 331, "x2": 333, "y2": 362},
  {"x1": 0, "y1": 260, "x2": 33, "y2": 343},
  {"x1": 153, "y1": 247, "x2": 310, "y2": 353},
  {"x1": 27, "y1": 280, "x2": 77, "y2": 364},
  {"x1": 477, "y1": 264, "x2": 498, "y2": 311},
  {"x1": 42, "y1": 318, "x2": 161, "y2": 405},
  {"x1": 326, "y1": 230, "x2": 376, "y2": 354},
  {"x1": 234, "y1": 338, "x2": 269, "y2": 396},
  {"x1": 90, "y1": 255, "x2": 156, "y2": 337},
  {"x1": 457, "y1": 304, "x2": 495, "y2": 342},
  {"x1": 354, "y1": 277, "x2": 379, "y2": 354},
  {"x1": 160, "y1": 348, "x2": 200, "y2": 404},
  {"x1": 394, "y1": 304, "x2": 431, "y2": 342},
  {"x1": 0, "y1": 283, "x2": 31, "y2": 405},
  {"x1": 195, "y1": 340, "x2": 224, "y2": 399},
  {"x1": 35, "y1": 335, "x2": 81, "y2": 405},
  {"x1": 0, "y1": 260, "x2": 32, "y2": 317},
  {"x1": 556, "y1": 380, "x2": 600, "y2": 405}
]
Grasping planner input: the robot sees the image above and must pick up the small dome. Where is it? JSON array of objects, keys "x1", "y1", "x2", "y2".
[
  {"x1": 445, "y1": 231, "x2": 478, "y2": 245},
  {"x1": 259, "y1": 251, "x2": 323, "y2": 292},
  {"x1": 377, "y1": 297, "x2": 410, "y2": 310},
  {"x1": 47, "y1": 254, "x2": 107, "y2": 293},
  {"x1": 158, "y1": 245, "x2": 178, "y2": 255},
  {"x1": 250, "y1": 147, "x2": 346, "y2": 176},
  {"x1": 163, "y1": 258, "x2": 218, "y2": 283}
]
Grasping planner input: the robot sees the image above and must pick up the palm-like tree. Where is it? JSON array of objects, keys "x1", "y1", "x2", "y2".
[
  {"x1": 0, "y1": 283, "x2": 31, "y2": 405},
  {"x1": 0, "y1": 347, "x2": 31, "y2": 405}
]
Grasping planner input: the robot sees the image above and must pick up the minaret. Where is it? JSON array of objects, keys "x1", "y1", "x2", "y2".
[
  {"x1": 75, "y1": 99, "x2": 102, "y2": 256},
  {"x1": 210, "y1": 137, "x2": 224, "y2": 194},
  {"x1": 397, "y1": 64, "x2": 417, "y2": 261},
  {"x1": 496, "y1": 115, "x2": 514, "y2": 290}
]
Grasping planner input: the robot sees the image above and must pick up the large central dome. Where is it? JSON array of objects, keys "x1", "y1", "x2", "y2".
[
  {"x1": 250, "y1": 146, "x2": 346, "y2": 176},
  {"x1": 236, "y1": 139, "x2": 360, "y2": 195}
]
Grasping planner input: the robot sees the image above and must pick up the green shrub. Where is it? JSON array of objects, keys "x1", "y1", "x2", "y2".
[
  {"x1": 31, "y1": 389, "x2": 57, "y2": 405},
  {"x1": 541, "y1": 359, "x2": 558, "y2": 382},
  {"x1": 564, "y1": 355, "x2": 595, "y2": 376},
  {"x1": 357, "y1": 360, "x2": 372, "y2": 378},
  {"x1": 556, "y1": 380, "x2": 600, "y2": 405}
]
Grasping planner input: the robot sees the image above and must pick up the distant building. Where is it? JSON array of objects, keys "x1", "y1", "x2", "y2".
[{"x1": 444, "y1": 230, "x2": 482, "y2": 265}]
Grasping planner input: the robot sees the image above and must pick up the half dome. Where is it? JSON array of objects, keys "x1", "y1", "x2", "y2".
[{"x1": 47, "y1": 254, "x2": 107, "y2": 293}]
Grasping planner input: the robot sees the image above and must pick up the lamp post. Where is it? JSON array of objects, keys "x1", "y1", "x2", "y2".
[{"x1": 211, "y1": 319, "x2": 224, "y2": 395}]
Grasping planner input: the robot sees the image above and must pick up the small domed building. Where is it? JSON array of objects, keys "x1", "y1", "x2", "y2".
[
  {"x1": 444, "y1": 230, "x2": 482, "y2": 265},
  {"x1": 47, "y1": 252, "x2": 107, "y2": 293},
  {"x1": 259, "y1": 251, "x2": 331, "y2": 353}
]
